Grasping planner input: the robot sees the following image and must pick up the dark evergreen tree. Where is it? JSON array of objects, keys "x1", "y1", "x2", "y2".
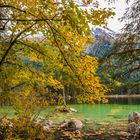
[{"x1": 101, "y1": 0, "x2": 140, "y2": 94}]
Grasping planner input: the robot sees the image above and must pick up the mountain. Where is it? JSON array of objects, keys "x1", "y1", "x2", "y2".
[
  {"x1": 85, "y1": 26, "x2": 116, "y2": 59},
  {"x1": 91, "y1": 26, "x2": 116, "y2": 41},
  {"x1": 87, "y1": 27, "x2": 140, "y2": 94}
]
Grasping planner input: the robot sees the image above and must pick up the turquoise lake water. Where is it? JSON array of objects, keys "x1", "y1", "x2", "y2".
[
  {"x1": 1, "y1": 97, "x2": 140, "y2": 128},
  {"x1": 39, "y1": 97, "x2": 140, "y2": 129}
]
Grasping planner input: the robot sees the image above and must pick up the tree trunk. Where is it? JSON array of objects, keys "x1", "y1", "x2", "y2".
[{"x1": 63, "y1": 86, "x2": 66, "y2": 106}]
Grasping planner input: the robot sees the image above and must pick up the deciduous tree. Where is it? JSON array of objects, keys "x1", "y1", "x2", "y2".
[{"x1": 0, "y1": 0, "x2": 115, "y2": 106}]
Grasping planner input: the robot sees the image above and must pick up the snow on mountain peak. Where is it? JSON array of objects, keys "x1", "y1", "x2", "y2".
[{"x1": 91, "y1": 26, "x2": 116, "y2": 41}]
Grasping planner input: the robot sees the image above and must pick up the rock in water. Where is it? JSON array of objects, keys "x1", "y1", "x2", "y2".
[
  {"x1": 60, "y1": 118, "x2": 83, "y2": 130},
  {"x1": 128, "y1": 122, "x2": 137, "y2": 133},
  {"x1": 70, "y1": 108, "x2": 77, "y2": 113},
  {"x1": 135, "y1": 126, "x2": 140, "y2": 139},
  {"x1": 73, "y1": 119, "x2": 83, "y2": 129},
  {"x1": 127, "y1": 112, "x2": 140, "y2": 138},
  {"x1": 128, "y1": 112, "x2": 140, "y2": 124}
]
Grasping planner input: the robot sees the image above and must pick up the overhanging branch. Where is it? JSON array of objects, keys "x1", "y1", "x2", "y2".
[{"x1": 0, "y1": 22, "x2": 36, "y2": 67}]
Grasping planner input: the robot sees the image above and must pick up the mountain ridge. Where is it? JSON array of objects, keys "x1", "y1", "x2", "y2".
[{"x1": 85, "y1": 26, "x2": 116, "y2": 58}]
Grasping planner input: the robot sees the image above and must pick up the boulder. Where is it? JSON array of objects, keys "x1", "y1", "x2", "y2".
[
  {"x1": 43, "y1": 125, "x2": 50, "y2": 132},
  {"x1": 73, "y1": 119, "x2": 83, "y2": 129},
  {"x1": 43, "y1": 120, "x2": 53, "y2": 131},
  {"x1": 44, "y1": 120, "x2": 53, "y2": 126},
  {"x1": 55, "y1": 106, "x2": 77, "y2": 113},
  {"x1": 35, "y1": 117, "x2": 46, "y2": 124},
  {"x1": 128, "y1": 122, "x2": 137, "y2": 133},
  {"x1": 117, "y1": 131, "x2": 131, "y2": 137},
  {"x1": 128, "y1": 112, "x2": 140, "y2": 124},
  {"x1": 69, "y1": 108, "x2": 77, "y2": 113},
  {"x1": 34, "y1": 118, "x2": 53, "y2": 132},
  {"x1": 60, "y1": 118, "x2": 83, "y2": 130},
  {"x1": 135, "y1": 126, "x2": 140, "y2": 139},
  {"x1": 128, "y1": 112, "x2": 140, "y2": 135}
]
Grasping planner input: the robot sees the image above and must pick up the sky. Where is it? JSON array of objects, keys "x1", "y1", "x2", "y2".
[{"x1": 99, "y1": 0, "x2": 134, "y2": 32}]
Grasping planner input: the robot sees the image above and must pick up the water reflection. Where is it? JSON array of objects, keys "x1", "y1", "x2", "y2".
[{"x1": 108, "y1": 97, "x2": 140, "y2": 104}]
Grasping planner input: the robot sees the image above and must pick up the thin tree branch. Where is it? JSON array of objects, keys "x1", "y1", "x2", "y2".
[
  {"x1": 0, "y1": 22, "x2": 36, "y2": 67},
  {"x1": 16, "y1": 40, "x2": 51, "y2": 59},
  {"x1": 0, "y1": 18, "x2": 61, "y2": 22},
  {"x1": 0, "y1": 5, "x2": 36, "y2": 18},
  {"x1": 10, "y1": 82, "x2": 26, "y2": 90},
  {"x1": 0, "y1": 21, "x2": 9, "y2": 30},
  {"x1": 0, "y1": 5, "x2": 62, "y2": 21}
]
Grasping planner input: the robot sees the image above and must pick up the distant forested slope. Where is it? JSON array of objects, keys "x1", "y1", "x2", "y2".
[{"x1": 86, "y1": 27, "x2": 140, "y2": 94}]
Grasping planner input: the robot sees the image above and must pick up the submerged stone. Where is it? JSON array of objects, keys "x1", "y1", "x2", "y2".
[
  {"x1": 128, "y1": 112, "x2": 140, "y2": 124},
  {"x1": 60, "y1": 118, "x2": 83, "y2": 130},
  {"x1": 128, "y1": 122, "x2": 137, "y2": 133},
  {"x1": 69, "y1": 108, "x2": 78, "y2": 113}
]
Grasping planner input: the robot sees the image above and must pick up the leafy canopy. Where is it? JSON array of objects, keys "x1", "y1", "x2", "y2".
[{"x1": 0, "y1": 0, "x2": 115, "y2": 105}]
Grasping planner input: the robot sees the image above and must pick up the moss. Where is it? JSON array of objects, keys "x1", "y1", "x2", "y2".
[{"x1": 55, "y1": 106, "x2": 71, "y2": 113}]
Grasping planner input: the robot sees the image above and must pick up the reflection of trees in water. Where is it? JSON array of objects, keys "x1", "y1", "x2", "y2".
[
  {"x1": 108, "y1": 97, "x2": 140, "y2": 105},
  {"x1": 128, "y1": 98, "x2": 133, "y2": 104}
]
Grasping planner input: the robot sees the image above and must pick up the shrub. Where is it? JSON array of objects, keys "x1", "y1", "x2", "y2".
[{"x1": 0, "y1": 117, "x2": 13, "y2": 140}]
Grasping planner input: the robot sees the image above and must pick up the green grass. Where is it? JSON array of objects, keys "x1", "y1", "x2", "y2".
[{"x1": 0, "y1": 106, "x2": 15, "y2": 118}]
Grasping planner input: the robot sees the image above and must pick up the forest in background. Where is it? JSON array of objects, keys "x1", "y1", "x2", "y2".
[{"x1": 87, "y1": 25, "x2": 140, "y2": 95}]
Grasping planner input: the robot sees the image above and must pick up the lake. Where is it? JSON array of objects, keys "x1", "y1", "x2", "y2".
[
  {"x1": 40, "y1": 97, "x2": 140, "y2": 131},
  {"x1": 0, "y1": 97, "x2": 140, "y2": 131}
]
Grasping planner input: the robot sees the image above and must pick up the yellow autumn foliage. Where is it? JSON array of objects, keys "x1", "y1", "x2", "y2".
[
  {"x1": 0, "y1": 0, "x2": 115, "y2": 106},
  {"x1": 47, "y1": 75, "x2": 64, "y2": 90}
]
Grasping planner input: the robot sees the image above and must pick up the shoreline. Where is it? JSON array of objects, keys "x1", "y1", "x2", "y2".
[{"x1": 103, "y1": 94, "x2": 140, "y2": 98}]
